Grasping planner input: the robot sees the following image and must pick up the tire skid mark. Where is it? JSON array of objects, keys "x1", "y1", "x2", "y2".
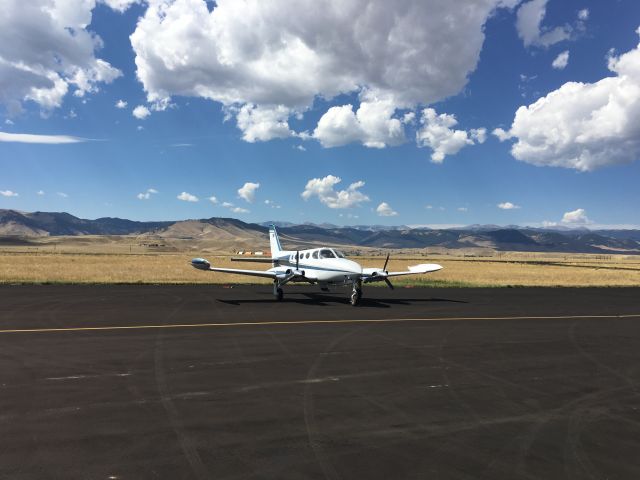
[
  {"x1": 153, "y1": 297, "x2": 210, "y2": 480},
  {"x1": 303, "y1": 328, "x2": 362, "y2": 480}
]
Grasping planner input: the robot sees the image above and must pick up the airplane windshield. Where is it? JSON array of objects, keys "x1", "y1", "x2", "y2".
[
  {"x1": 333, "y1": 250, "x2": 345, "y2": 258},
  {"x1": 319, "y1": 249, "x2": 335, "y2": 259}
]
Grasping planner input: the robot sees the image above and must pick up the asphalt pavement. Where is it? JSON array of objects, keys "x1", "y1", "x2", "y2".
[{"x1": 1, "y1": 285, "x2": 639, "y2": 479}]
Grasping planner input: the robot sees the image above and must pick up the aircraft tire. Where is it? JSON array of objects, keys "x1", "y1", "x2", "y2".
[{"x1": 276, "y1": 288, "x2": 284, "y2": 301}]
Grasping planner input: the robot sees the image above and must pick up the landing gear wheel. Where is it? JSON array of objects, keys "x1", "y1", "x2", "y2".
[
  {"x1": 350, "y1": 288, "x2": 362, "y2": 306},
  {"x1": 276, "y1": 288, "x2": 284, "y2": 301}
]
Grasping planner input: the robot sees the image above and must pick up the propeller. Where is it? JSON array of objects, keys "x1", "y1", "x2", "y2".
[
  {"x1": 296, "y1": 250, "x2": 299, "y2": 270},
  {"x1": 382, "y1": 253, "x2": 394, "y2": 290}
]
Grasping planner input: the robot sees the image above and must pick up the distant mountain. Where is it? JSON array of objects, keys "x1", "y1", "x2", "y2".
[{"x1": 1, "y1": 209, "x2": 639, "y2": 254}]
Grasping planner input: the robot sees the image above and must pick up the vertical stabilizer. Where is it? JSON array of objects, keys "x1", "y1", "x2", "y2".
[{"x1": 269, "y1": 224, "x2": 283, "y2": 258}]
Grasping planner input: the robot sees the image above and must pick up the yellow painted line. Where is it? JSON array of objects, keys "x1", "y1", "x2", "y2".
[{"x1": 0, "y1": 314, "x2": 639, "y2": 335}]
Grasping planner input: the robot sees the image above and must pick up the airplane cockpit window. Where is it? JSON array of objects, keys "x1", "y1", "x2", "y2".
[
  {"x1": 312, "y1": 250, "x2": 319, "y2": 259},
  {"x1": 333, "y1": 250, "x2": 345, "y2": 258},
  {"x1": 319, "y1": 249, "x2": 335, "y2": 258}
]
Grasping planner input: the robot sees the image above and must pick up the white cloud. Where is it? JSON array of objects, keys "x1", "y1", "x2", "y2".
[
  {"x1": 498, "y1": 202, "x2": 521, "y2": 210},
  {"x1": 376, "y1": 202, "x2": 398, "y2": 217},
  {"x1": 115, "y1": 99, "x2": 128, "y2": 109},
  {"x1": 137, "y1": 125, "x2": 144, "y2": 131},
  {"x1": 230, "y1": 206, "x2": 249, "y2": 214},
  {"x1": 416, "y1": 108, "x2": 485, "y2": 163},
  {"x1": 132, "y1": 105, "x2": 151, "y2": 120},
  {"x1": 552, "y1": 50, "x2": 570, "y2": 70},
  {"x1": 492, "y1": 127, "x2": 513, "y2": 142},
  {"x1": 57, "y1": 192, "x2": 68, "y2": 198},
  {"x1": 294, "y1": 145, "x2": 306, "y2": 151},
  {"x1": 208, "y1": 196, "x2": 219, "y2": 205},
  {"x1": 0, "y1": 132, "x2": 86, "y2": 144},
  {"x1": 5, "y1": 119, "x2": 14, "y2": 125},
  {"x1": 313, "y1": 95, "x2": 405, "y2": 148},
  {"x1": 101, "y1": 0, "x2": 140, "y2": 12},
  {"x1": 137, "y1": 188, "x2": 158, "y2": 200},
  {"x1": 37, "y1": 190, "x2": 45, "y2": 195},
  {"x1": 220, "y1": 201, "x2": 248, "y2": 213},
  {"x1": 177, "y1": 191, "x2": 198, "y2": 202},
  {"x1": 237, "y1": 182, "x2": 260, "y2": 203},
  {"x1": 129, "y1": 0, "x2": 519, "y2": 147},
  {"x1": 301, "y1": 175, "x2": 370, "y2": 209},
  {"x1": 516, "y1": 0, "x2": 572, "y2": 47},
  {"x1": 577, "y1": 9, "x2": 589, "y2": 21},
  {"x1": 499, "y1": 28, "x2": 640, "y2": 171},
  {"x1": 264, "y1": 199, "x2": 281, "y2": 209},
  {"x1": 0, "y1": 0, "x2": 123, "y2": 114},
  {"x1": 235, "y1": 104, "x2": 294, "y2": 142},
  {"x1": 0, "y1": 190, "x2": 18, "y2": 197},
  {"x1": 457, "y1": 207, "x2": 469, "y2": 212},
  {"x1": 562, "y1": 208, "x2": 592, "y2": 225}
]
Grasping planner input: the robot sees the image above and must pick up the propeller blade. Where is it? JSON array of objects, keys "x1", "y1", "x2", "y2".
[
  {"x1": 296, "y1": 250, "x2": 299, "y2": 270},
  {"x1": 384, "y1": 278, "x2": 395, "y2": 290},
  {"x1": 383, "y1": 253, "x2": 390, "y2": 272}
]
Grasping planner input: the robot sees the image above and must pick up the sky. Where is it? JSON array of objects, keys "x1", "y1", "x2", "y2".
[{"x1": 1, "y1": 0, "x2": 640, "y2": 229}]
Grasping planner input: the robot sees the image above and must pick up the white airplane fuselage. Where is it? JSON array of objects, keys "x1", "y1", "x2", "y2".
[{"x1": 270, "y1": 249, "x2": 363, "y2": 285}]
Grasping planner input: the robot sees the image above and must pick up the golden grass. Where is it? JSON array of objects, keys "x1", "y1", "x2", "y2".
[{"x1": 1, "y1": 251, "x2": 639, "y2": 286}]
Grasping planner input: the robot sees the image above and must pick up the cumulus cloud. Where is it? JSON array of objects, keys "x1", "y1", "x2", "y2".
[
  {"x1": 498, "y1": 28, "x2": 640, "y2": 171},
  {"x1": 208, "y1": 195, "x2": 219, "y2": 205},
  {"x1": 498, "y1": 201, "x2": 520, "y2": 209},
  {"x1": 0, "y1": 190, "x2": 18, "y2": 197},
  {"x1": 301, "y1": 175, "x2": 369, "y2": 209},
  {"x1": 0, "y1": 132, "x2": 87, "y2": 144},
  {"x1": 137, "y1": 188, "x2": 158, "y2": 200},
  {"x1": 235, "y1": 104, "x2": 294, "y2": 142},
  {"x1": 552, "y1": 50, "x2": 570, "y2": 70},
  {"x1": 177, "y1": 191, "x2": 198, "y2": 202},
  {"x1": 376, "y1": 202, "x2": 398, "y2": 217},
  {"x1": 115, "y1": 99, "x2": 128, "y2": 109},
  {"x1": 562, "y1": 208, "x2": 591, "y2": 225},
  {"x1": 132, "y1": 105, "x2": 151, "y2": 120},
  {"x1": 416, "y1": 108, "x2": 486, "y2": 163},
  {"x1": 313, "y1": 95, "x2": 405, "y2": 148},
  {"x1": 0, "y1": 0, "x2": 123, "y2": 115},
  {"x1": 129, "y1": 0, "x2": 519, "y2": 146},
  {"x1": 516, "y1": 0, "x2": 572, "y2": 47},
  {"x1": 101, "y1": 0, "x2": 140, "y2": 12},
  {"x1": 578, "y1": 9, "x2": 589, "y2": 21},
  {"x1": 221, "y1": 201, "x2": 248, "y2": 213},
  {"x1": 237, "y1": 182, "x2": 260, "y2": 203}
]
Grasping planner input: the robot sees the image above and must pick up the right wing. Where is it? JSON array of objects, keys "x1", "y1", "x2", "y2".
[{"x1": 191, "y1": 258, "x2": 278, "y2": 279}]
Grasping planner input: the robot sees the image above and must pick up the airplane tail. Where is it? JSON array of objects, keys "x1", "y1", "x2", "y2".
[{"x1": 269, "y1": 224, "x2": 283, "y2": 258}]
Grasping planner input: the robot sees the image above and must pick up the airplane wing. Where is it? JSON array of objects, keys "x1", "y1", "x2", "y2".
[
  {"x1": 191, "y1": 258, "x2": 278, "y2": 279},
  {"x1": 231, "y1": 257, "x2": 274, "y2": 263},
  {"x1": 362, "y1": 263, "x2": 442, "y2": 285},
  {"x1": 385, "y1": 263, "x2": 443, "y2": 277}
]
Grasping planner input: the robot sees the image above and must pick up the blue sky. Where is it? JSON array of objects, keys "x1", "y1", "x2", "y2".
[{"x1": 1, "y1": 0, "x2": 640, "y2": 228}]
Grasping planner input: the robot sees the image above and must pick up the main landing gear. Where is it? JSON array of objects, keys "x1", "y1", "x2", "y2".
[{"x1": 273, "y1": 282, "x2": 284, "y2": 301}]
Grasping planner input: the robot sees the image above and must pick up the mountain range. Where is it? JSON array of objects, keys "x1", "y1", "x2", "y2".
[{"x1": 1, "y1": 209, "x2": 640, "y2": 254}]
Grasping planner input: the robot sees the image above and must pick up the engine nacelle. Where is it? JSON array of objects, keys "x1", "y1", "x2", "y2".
[{"x1": 191, "y1": 258, "x2": 211, "y2": 270}]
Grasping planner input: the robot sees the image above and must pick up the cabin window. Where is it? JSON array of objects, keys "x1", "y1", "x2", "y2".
[
  {"x1": 312, "y1": 250, "x2": 319, "y2": 259},
  {"x1": 305, "y1": 252, "x2": 310, "y2": 259},
  {"x1": 319, "y1": 249, "x2": 335, "y2": 259}
]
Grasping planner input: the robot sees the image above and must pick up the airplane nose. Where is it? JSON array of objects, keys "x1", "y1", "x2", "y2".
[{"x1": 346, "y1": 259, "x2": 362, "y2": 274}]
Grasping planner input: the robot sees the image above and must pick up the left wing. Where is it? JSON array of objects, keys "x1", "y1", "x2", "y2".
[{"x1": 191, "y1": 258, "x2": 278, "y2": 279}]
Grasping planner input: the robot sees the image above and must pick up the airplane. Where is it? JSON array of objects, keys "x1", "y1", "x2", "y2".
[{"x1": 191, "y1": 224, "x2": 443, "y2": 306}]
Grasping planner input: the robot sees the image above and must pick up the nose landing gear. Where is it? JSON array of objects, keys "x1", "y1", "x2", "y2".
[
  {"x1": 350, "y1": 280, "x2": 363, "y2": 306},
  {"x1": 273, "y1": 282, "x2": 284, "y2": 301}
]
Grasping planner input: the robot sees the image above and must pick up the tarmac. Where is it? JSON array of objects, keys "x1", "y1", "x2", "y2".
[{"x1": 1, "y1": 284, "x2": 640, "y2": 479}]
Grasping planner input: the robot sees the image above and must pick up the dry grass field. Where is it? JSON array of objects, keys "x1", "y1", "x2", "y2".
[{"x1": 1, "y1": 244, "x2": 639, "y2": 286}]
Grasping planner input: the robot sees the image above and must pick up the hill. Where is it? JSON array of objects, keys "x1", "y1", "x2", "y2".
[{"x1": 1, "y1": 209, "x2": 639, "y2": 254}]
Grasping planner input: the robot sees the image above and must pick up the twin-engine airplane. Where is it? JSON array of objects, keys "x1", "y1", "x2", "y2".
[{"x1": 191, "y1": 225, "x2": 443, "y2": 306}]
